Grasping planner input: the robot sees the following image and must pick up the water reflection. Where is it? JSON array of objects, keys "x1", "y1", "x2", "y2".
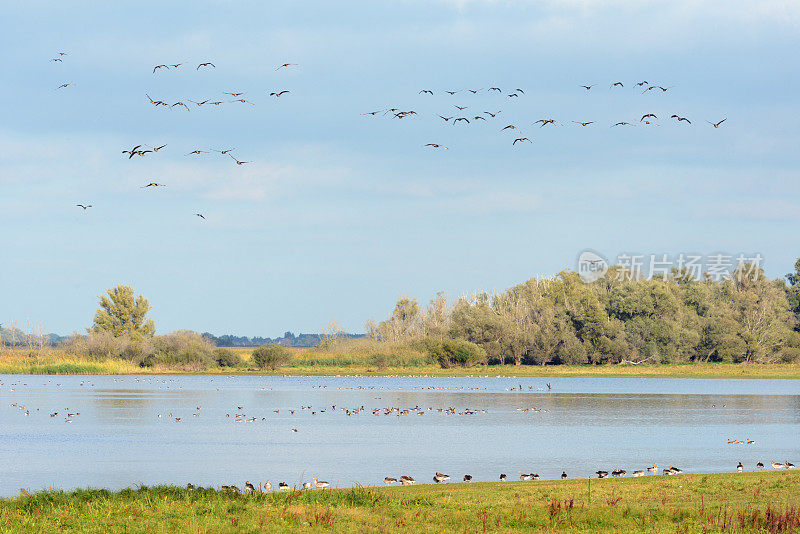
[{"x1": 0, "y1": 374, "x2": 798, "y2": 496}]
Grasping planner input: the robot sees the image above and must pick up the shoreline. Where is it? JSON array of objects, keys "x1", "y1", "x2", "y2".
[
  {"x1": 1, "y1": 361, "x2": 799, "y2": 379},
  {"x1": 2, "y1": 471, "x2": 798, "y2": 533}
]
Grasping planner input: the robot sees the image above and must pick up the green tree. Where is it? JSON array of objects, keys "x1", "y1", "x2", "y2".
[
  {"x1": 92, "y1": 285, "x2": 155, "y2": 338},
  {"x1": 251, "y1": 344, "x2": 293, "y2": 370},
  {"x1": 786, "y1": 258, "x2": 800, "y2": 332}
]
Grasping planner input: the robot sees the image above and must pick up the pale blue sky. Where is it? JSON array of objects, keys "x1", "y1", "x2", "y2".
[{"x1": 1, "y1": 0, "x2": 798, "y2": 336}]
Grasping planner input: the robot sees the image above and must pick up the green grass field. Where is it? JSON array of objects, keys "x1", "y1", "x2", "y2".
[{"x1": 1, "y1": 471, "x2": 798, "y2": 533}]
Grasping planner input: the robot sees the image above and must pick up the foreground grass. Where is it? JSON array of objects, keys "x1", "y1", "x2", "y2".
[
  {"x1": 2, "y1": 345, "x2": 800, "y2": 378},
  {"x1": 1, "y1": 472, "x2": 799, "y2": 533}
]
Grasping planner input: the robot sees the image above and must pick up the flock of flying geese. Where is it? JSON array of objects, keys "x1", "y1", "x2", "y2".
[
  {"x1": 363, "y1": 81, "x2": 727, "y2": 150},
  {"x1": 51, "y1": 50, "x2": 729, "y2": 217},
  {"x1": 51, "y1": 53, "x2": 297, "y2": 218}
]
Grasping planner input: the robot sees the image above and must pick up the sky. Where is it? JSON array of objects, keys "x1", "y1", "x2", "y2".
[{"x1": 1, "y1": 0, "x2": 799, "y2": 337}]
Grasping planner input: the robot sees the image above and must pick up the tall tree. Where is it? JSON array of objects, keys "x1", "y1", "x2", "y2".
[{"x1": 92, "y1": 285, "x2": 155, "y2": 338}]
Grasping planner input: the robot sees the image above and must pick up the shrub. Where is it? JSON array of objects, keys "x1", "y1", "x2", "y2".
[
  {"x1": 421, "y1": 337, "x2": 487, "y2": 368},
  {"x1": 251, "y1": 345, "x2": 292, "y2": 370},
  {"x1": 214, "y1": 348, "x2": 242, "y2": 367}
]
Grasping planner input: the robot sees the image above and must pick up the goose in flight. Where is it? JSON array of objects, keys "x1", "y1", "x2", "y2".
[
  {"x1": 535, "y1": 119, "x2": 560, "y2": 126},
  {"x1": 153, "y1": 65, "x2": 169, "y2": 73},
  {"x1": 513, "y1": 137, "x2": 531, "y2": 144},
  {"x1": 580, "y1": 84, "x2": 595, "y2": 90},
  {"x1": 188, "y1": 100, "x2": 210, "y2": 107},
  {"x1": 573, "y1": 121, "x2": 594, "y2": 126},
  {"x1": 424, "y1": 143, "x2": 448, "y2": 149},
  {"x1": 122, "y1": 145, "x2": 142, "y2": 158},
  {"x1": 50, "y1": 58, "x2": 63, "y2": 62},
  {"x1": 670, "y1": 115, "x2": 691, "y2": 123},
  {"x1": 197, "y1": 62, "x2": 215, "y2": 70},
  {"x1": 186, "y1": 149, "x2": 208, "y2": 155},
  {"x1": 172, "y1": 102, "x2": 191, "y2": 111},
  {"x1": 708, "y1": 118, "x2": 726, "y2": 128},
  {"x1": 454, "y1": 105, "x2": 468, "y2": 110},
  {"x1": 149, "y1": 144, "x2": 167, "y2": 152},
  {"x1": 269, "y1": 91, "x2": 290, "y2": 97},
  {"x1": 213, "y1": 148, "x2": 235, "y2": 154},
  {"x1": 361, "y1": 110, "x2": 383, "y2": 116},
  {"x1": 612, "y1": 121, "x2": 634, "y2": 127},
  {"x1": 145, "y1": 94, "x2": 167, "y2": 106},
  {"x1": 658, "y1": 86, "x2": 674, "y2": 92},
  {"x1": 642, "y1": 85, "x2": 658, "y2": 93},
  {"x1": 489, "y1": 87, "x2": 501, "y2": 92},
  {"x1": 472, "y1": 115, "x2": 486, "y2": 121},
  {"x1": 229, "y1": 99, "x2": 254, "y2": 105},
  {"x1": 640, "y1": 113, "x2": 657, "y2": 121},
  {"x1": 610, "y1": 82, "x2": 624, "y2": 88},
  {"x1": 195, "y1": 213, "x2": 205, "y2": 220},
  {"x1": 56, "y1": 83, "x2": 73, "y2": 89},
  {"x1": 636, "y1": 81, "x2": 649, "y2": 86},
  {"x1": 76, "y1": 204, "x2": 92, "y2": 210},
  {"x1": 419, "y1": 89, "x2": 433, "y2": 95},
  {"x1": 514, "y1": 88, "x2": 525, "y2": 94},
  {"x1": 438, "y1": 115, "x2": 453, "y2": 122},
  {"x1": 141, "y1": 182, "x2": 166, "y2": 188},
  {"x1": 453, "y1": 117, "x2": 469, "y2": 124},
  {"x1": 444, "y1": 90, "x2": 458, "y2": 95},
  {"x1": 502, "y1": 124, "x2": 519, "y2": 131},
  {"x1": 229, "y1": 155, "x2": 251, "y2": 165},
  {"x1": 507, "y1": 93, "x2": 519, "y2": 98},
  {"x1": 276, "y1": 63, "x2": 297, "y2": 70},
  {"x1": 483, "y1": 111, "x2": 500, "y2": 117},
  {"x1": 468, "y1": 88, "x2": 482, "y2": 94},
  {"x1": 224, "y1": 92, "x2": 246, "y2": 97}
]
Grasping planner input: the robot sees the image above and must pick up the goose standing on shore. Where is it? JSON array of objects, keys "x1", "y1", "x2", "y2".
[
  {"x1": 596, "y1": 471, "x2": 608, "y2": 479},
  {"x1": 532, "y1": 474, "x2": 540, "y2": 480},
  {"x1": 647, "y1": 464, "x2": 658, "y2": 473},
  {"x1": 303, "y1": 482, "x2": 312, "y2": 490},
  {"x1": 771, "y1": 461, "x2": 785, "y2": 469},
  {"x1": 463, "y1": 475, "x2": 472, "y2": 482},
  {"x1": 499, "y1": 474, "x2": 507, "y2": 481},
  {"x1": 561, "y1": 471, "x2": 567, "y2": 479},
  {"x1": 633, "y1": 470, "x2": 645, "y2": 477},
  {"x1": 279, "y1": 482, "x2": 289, "y2": 490},
  {"x1": 519, "y1": 472, "x2": 532, "y2": 481},
  {"x1": 264, "y1": 481, "x2": 271, "y2": 491},
  {"x1": 400, "y1": 475, "x2": 415, "y2": 485},
  {"x1": 756, "y1": 462, "x2": 764, "y2": 470},
  {"x1": 787, "y1": 461, "x2": 796, "y2": 469},
  {"x1": 313, "y1": 477, "x2": 329, "y2": 489},
  {"x1": 611, "y1": 469, "x2": 626, "y2": 478},
  {"x1": 737, "y1": 462, "x2": 743, "y2": 472}
]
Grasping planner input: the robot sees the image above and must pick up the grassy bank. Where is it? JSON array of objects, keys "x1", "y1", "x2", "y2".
[
  {"x1": 2, "y1": 343, "x2": 800, "y2": 378},
  {"x1": 1, "y1": 472, "x2": 799, "y2": 533}
]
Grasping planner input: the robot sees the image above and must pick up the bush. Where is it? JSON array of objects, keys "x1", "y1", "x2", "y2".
[
  {"x1": 147, "y1": 330, "x2": 217, "y2": 370},
  {"x1": 214, "y1": 348, "x2": 242, "y2": 367},
  {"x1": 421, "y1": 337, "x2": 487, "y2": 368},
  {"x1": 251, "y1": 345, "x2": 292, "y2": 370}
]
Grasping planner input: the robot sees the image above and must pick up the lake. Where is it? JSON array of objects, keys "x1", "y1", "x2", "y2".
[{"x1": 1, "y1": 374, "x2": 798, "y2": 496}]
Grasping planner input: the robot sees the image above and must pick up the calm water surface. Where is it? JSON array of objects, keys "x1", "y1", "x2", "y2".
[{"x1": 1, "y1": 374, "x2": 798, "y2": 496}]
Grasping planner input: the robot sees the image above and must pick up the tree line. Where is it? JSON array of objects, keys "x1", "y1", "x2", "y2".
[{"x1": 368, "y1": 260, "x2": 800, "y2": 365}]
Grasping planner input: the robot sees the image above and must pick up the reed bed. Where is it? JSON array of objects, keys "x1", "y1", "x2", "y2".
[{"x1": 2, "y1": 343, "x2": 800, "y2": 378}]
